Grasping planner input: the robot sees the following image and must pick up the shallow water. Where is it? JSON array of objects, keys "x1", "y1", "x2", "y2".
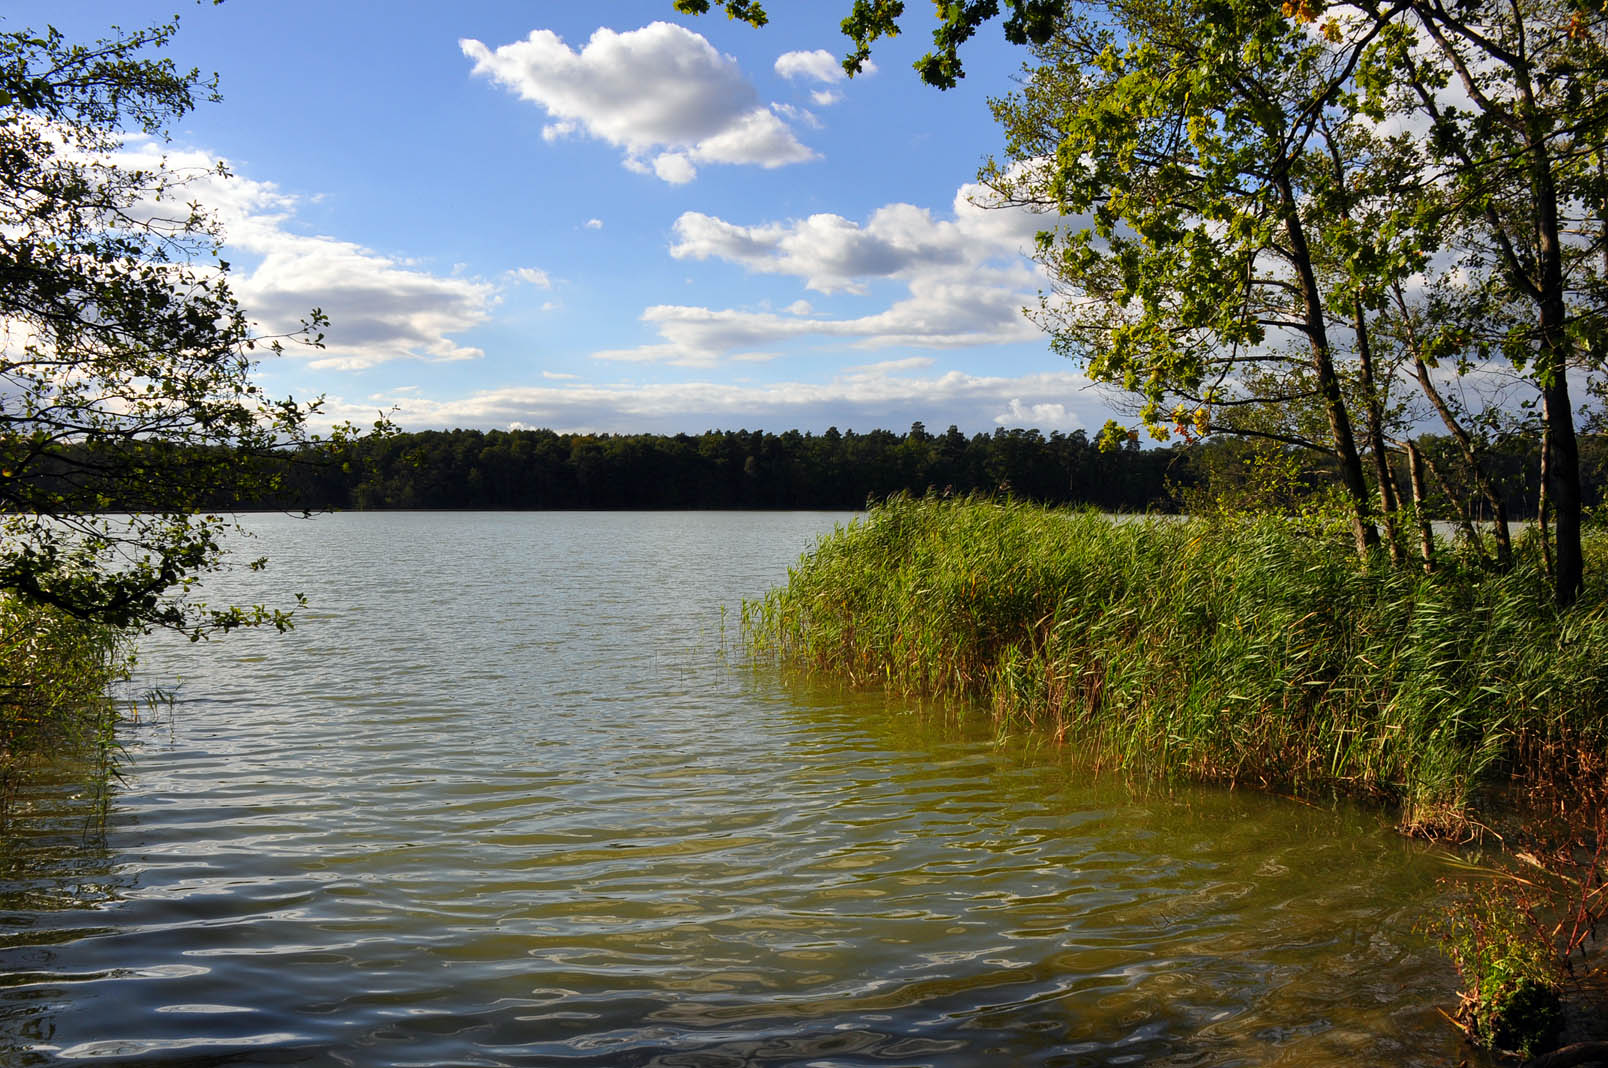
[{"x1": 1, "y1": 511, "x2": 1478, "y2": 1066}]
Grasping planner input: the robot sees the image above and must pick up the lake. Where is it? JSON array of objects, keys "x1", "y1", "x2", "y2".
[{"x1": 1, "y1": 511, "x2": 1478, "y2": 1066}]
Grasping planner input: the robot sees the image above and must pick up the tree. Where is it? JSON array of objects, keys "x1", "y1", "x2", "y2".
[
  {"x1": 681, "y1": 0, "x2": 1606, "y2": 603},
  {"x1": 1348, "y1": 0, "x2": 1608, "y2": 605},
  {"x1": 982, "y1": 0, "x2": 1417, "y2": 554},
  {"x1": 1, "y1": 18, "x2": 356, "y2": 638}
]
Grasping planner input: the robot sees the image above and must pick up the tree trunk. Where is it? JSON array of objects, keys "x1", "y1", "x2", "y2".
[
  {"x1": 1540, "y1": 344, "x2": 1582, "y2": 606},
  {"x1": 1393, "y1": 279, "x2": 1514, "y2": 568},
  {"x1": 1355, "y1": 307, "x2": 1402, "y2": 563},
  {"x1": 1405, "y1": 442, "x2": 1435, "y2": 572},
  {"x1": 1530, "y1": 116, "x2": 1583, "y2": 606},
  {"x1": 1274, "y1": 171, "x2": 1378, "y2": 557}
]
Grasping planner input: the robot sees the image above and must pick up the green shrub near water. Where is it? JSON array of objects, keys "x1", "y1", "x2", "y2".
[
  {"x1": 1, "y1": 596, "x2": 130, "y2": 814},
  {"x1": 744, "y1": 495, "x2": 1608, "y2": 830}
]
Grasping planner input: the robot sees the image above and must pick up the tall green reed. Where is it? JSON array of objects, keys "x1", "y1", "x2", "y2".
[
  {"x1": 1, "y1": 596, "x2": 131, "y2": 821},
  {"x1": 745, "y1": 495, "x2": 1608, "y2": 831}
]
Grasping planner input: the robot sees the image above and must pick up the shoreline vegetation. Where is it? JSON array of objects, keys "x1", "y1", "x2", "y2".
[
  {"x1": 744, "y1": 494, "x2": 1608, "y2": 1060},
  {"x1": 744, "y1": 495, "x2": 1608, "y2": 829},
  {"x1": 0, "y1": 598, "x2": 130, "y2": 819}
]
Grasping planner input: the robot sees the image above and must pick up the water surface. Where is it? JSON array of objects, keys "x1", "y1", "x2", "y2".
[{"x1": 2, "y1": 511, "x2": 1475, "y2": 1066}]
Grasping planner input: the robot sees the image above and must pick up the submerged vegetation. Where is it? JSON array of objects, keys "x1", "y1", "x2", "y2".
[{"x1": 746, "y1": 495, "x2": 1608, "y2": 831}]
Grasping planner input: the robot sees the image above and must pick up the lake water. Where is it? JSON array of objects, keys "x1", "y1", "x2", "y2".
[{"x1": 1, "y1": 511, "x2": 1479, "y2": 1066}]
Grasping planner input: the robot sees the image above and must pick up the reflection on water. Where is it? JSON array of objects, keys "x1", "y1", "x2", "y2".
[{"x1": 1, "y1": 512, "x2": 1480, "y2": 1066}]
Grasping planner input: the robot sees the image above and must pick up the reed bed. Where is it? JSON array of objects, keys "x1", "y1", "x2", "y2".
[
  {"x1": 1, "y1": 596, "x2": 129, "y2": 816},
  {"x1": 744, "y1": 495, "x2": 1608, "y2": 831}
]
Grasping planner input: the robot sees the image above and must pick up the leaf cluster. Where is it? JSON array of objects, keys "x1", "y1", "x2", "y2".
[{"x1": 0, "y1": 20, "x2": 361, "y2": 638}]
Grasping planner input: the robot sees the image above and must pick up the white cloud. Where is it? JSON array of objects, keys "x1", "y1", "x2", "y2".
[
  {"x1": 512, "y1": 267, "x2": 552, "y2": 288},
  {"x1": 652, "y1": 151, "x2": 697, "y2": 184},
  {"x1": 585, "y1": 218, "x2": 604, "y2": 230},
  {"x1": 591, "y1": 267, "x2": 1040, "y2": 367},
  {"x1": 118, "y1": 144, "x2": 496, "y2": 373},
  {"x1": 775, "y1": 49, "x2": 843, "y2": 83},
  {"x1": 597, "y1": 177, "x2": 1060, "y2": 366},
  {"x1": 671, "y1": 179, "x2": 1047, "y2": 294},
  {"x1": 996, "y1": 399, "x2": 1074, "y2": 428},
  {"x1": 810, "y1": 89, "x2": 843, "y2": 107},
  {"x1": 325, "y1": 365, "x2": 1107, "y2": 435},
  {"x1": 772, "y1": 102, "x2": 822, "y2": 129},
  {"x1": 462, "y1": 23, "x2": 815, "y2": 183}
]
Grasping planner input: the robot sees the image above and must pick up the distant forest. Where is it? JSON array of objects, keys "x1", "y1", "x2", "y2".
[{"x1": 234, "y1": 423, "x2": 1608, "y2": 517}]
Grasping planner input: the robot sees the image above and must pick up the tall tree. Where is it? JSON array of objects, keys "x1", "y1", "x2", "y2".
[
  {"x1": 682, "y1": 0, "x2": 1606, "y2": 602},
  {"x1": 1350, "y1": 0, "x2": 1608, "y2": 605},
  {"x1": 982, "y1": 0, "x2": 1403, "y2": 554}
]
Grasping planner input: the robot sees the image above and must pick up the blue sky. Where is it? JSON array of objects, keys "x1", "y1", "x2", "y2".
[{"x1": 10, "y1": 1, "x2": 1116, "y2": 436}]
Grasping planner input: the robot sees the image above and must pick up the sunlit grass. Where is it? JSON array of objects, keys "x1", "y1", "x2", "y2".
[{"x1": 745, "y1": 494, "x2": 1608, "y2": 832}]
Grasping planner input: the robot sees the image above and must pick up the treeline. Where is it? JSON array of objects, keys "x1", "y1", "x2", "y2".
[
  {"x1": 231, "y1": 423, "x2": 1608, "y2": 515},
  {"x1": 248, "y1": 423, "x2": 1183, "y2": 511}
]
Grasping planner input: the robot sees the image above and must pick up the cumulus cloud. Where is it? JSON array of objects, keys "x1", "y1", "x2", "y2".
[
  {"x1": 585, "y1": 218, "x2": 604, "y2": 230},
  {"x1": 775, "y1": 49, "x2": 843, "y2": 83},
  {"x1": 119, "y1": 144, "x2": 495, "y2": 372},
  {"x1": 511, "y1": 267, "x2": 552, "y2": 288},
  {"x1": 462, "y1": 22, "x2": 815, "y2": 183},
  {"x1": 996, "y1": 399, "x2": 1074, "y2": 427},
  {"x1": 324, "y1": 365, "x2": 1105, "y2": 436},
  {"x1": 772, "y1": 102, "x2": 822, "y2": 129},
  {"x1": 670, "y1": 179, "x2": 1047, "y2": 294},
  {"x1": 774, "y1": 48, "x2": 875, "y2": 85}
]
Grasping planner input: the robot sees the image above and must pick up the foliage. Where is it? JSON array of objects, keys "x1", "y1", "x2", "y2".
[
  {"x1": 1443, "y1": 878, "x2": 1565, "y2": 1058},
  {"x1": 982, "y1": 0, "x2": 1454, "y2": 558},
  {"x1": 199, "y1": 424, "x2": 1607, "y2": 517},
  {"x1": 0, "y1": 595, "x2": 129, "y2": 818},
  {"x1": 0, "y1": 18, "x2": 359, "y2": 639},
  {"x1": 675, "y1": 0, "x2": 1068, "y2": 87},
  {"x1": 745, "y1": 495, "x2": 1608, "y2": 829}
]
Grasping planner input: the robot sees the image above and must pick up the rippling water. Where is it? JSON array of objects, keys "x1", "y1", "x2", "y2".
[{"x1": 2, "y1": 512, "x2": 1478, "y2": 1066}]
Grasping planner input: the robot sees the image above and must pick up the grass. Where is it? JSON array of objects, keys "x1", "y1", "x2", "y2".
[
  {"x1": 744, "y1": 494, "x2": 1608, "y2": 833},
  {"x1": 0, "y1": 595, "x2": 131, "y2": 820}
]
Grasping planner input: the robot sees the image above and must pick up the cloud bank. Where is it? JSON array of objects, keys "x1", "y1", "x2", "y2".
[
  {"x1": 593, "y1": 179, "x2": 1054, "y2": 365},
  {"x1": 333, "y1": 363, "x2": 1106, "y2": 436}
]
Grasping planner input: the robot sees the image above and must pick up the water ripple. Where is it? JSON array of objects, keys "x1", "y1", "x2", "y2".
[{"x1": 2, "y1": 513, "x2": 1477, "y2": 1067}]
